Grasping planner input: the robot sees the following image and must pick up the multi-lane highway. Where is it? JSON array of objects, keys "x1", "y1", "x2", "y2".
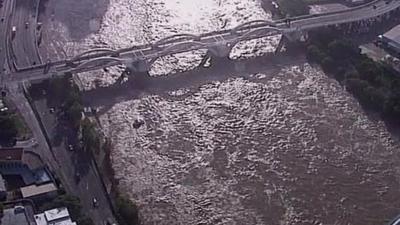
[
  {"x1": 0, "y1": 1, "x2": 400, "y2": 225},
  {"x1": 9, "y1": 0, "x2": 41, "y2": 69},
  {"x1": 0, "y1": 1, "x2": 117, "y2": 224},
  {"x1": 4, "y1": 0, "x2": 400, "y2": 84},
  {"x1": 0, "y1": 0, "x2": 13, "y2": 82}
]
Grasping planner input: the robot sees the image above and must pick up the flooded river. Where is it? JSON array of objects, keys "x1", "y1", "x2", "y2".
[{"x1": 40, "y1": 0, "x2": 400, "y2": 224}]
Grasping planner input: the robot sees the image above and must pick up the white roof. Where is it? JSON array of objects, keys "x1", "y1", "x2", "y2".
[
  {"x1": 44, "y1": 207, "x2": 69, "y2": 222},
  {"x1": 0, "y1": 174, "x2": 6, "y2": 192},
  {"x1": 51, "y1": 218, "x2": 76, "y2": 225},
  {"x1": 34, "y1": 213, "x2": 47, "y2": 225},
  {"x1": 20, "y1": 183, "x2": 57, "y2": 198},
  {"x1": 384, "y1": 25, "x2": 400, "y2": 44},
  {"x1": 34, "y1": 207, "x2": 76, "y2": 225}
]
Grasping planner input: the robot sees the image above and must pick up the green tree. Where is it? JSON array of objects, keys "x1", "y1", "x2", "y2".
[
  {"x1": 0, "y1": 113, "x2": 18, "y2": 143},
  {"x1": 0, "y1": 203, "x2": 4, "y2": 218},
  {"x1": 355, "y1": 58, "x2": 382, "y2": 83},
  {"x1": 48, "y1": 77, "x2": 69, "y2": 101},
  {"x1": 277, "y1": 0, "x2": 309, "y2": 16},
  {"x1": 76, "y1": 217, "x2": 95, "y2": 225},
  {"x1": 81, "y1": 118, "x2": 100, "y2": 154},
  {"x1": 116, "y1": 194, "x2": 140, "y2": 225},
  {"x1": 65, "y1": 101, "x2": 83, "y2": 128},
  {"x1": 327, "y1": 39, "x2": 359, "y2": 61}
]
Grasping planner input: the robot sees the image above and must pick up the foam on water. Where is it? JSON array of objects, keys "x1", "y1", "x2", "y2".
[
  {"x1": 100, "y1": 64, "x2": 400, "y2": 225},
  {"x1": 43, "y1": 0, "x2": 400, "y2": 224}
]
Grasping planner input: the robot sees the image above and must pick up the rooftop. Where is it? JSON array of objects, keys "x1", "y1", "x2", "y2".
[
  {"x1": 44, "y1": 207, "x2": 69, "y2": 222},
  {"x1": 20, "y1": 182, "x2": 57, "y2": 198},
  {"x1": 383, "y1": 24, "x2": 400, "y2": 44},
  {"x1": 0, "y1": 174, "x2": 6, "y2": 192},
  {"x1": 35, "y1": 207, "x2": 77, "y2": 225},
  {"x1": 1, "y1": 206, "x2": 29, "y2": 225},
  {"x1": 0, "y1": 148, "x2": 23, "y2": 161}
]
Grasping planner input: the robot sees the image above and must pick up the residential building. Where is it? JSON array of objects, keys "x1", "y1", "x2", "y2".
[
  {"x1": 34, "y1": 207, "x2": 77, "y2": 225},
  {"x1": 1, "y1": 205, "x2": 30, "y2": 225}
]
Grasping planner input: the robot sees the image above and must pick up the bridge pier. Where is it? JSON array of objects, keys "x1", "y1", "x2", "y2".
[
  {"x1": 204, "y1": 44, "x2": 233, "y2": 68},
  {"x1": 125, "y1": 60, "x2": 151, "y2": 87}
]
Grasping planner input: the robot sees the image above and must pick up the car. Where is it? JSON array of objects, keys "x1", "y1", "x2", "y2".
[
  {"x1": 25, "y1": 22, "x2": 29, "y2": 28},
  {"x1": 92, "y1": 198, "x2": 99, "y2": 208},
  {"x1": 49, "y1": 108, "x2": 55, "y2": 114}
]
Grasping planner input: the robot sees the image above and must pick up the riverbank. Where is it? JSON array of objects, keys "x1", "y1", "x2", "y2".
[{"x1": 306, "y1": 27, "x2": 400, "y2": 128}]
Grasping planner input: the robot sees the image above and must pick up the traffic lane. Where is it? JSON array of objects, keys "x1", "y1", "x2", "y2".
[
  {"x1": 0, "y1": 0, "x2": 14, "y2": 75},
  {"x1": 33, "y1": 98, "x2": 115, "y2": 224},
  {"x1": 292, "y1": 0, "x2": 400, "y2": 28},
  {"x1": 6, "y1": 87, "x2": 59, "y2": 170},
  {"x1": 11, "y1": 0, "x2": 39, "y2": 68}
]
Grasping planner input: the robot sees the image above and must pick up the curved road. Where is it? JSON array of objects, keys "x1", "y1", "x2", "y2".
[
  {"x1": 9, "y1": 0, "x2": 41, "y2": 69},
  {"x1": 5, "y1": 0, "x2": 400, "y2": 84}
]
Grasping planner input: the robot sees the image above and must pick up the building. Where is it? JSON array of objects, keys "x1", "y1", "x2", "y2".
[
  {"x1": 20, "y1": 183, "x2": 58, "y2": 202},
  {"x1": 347, "y1": 0, "x2": 367, "y2": 5},
  {"x1": 34, "y1": 207, "x2": 77, "y2": 225},
  {"x1": 0, "y1": 174, "x2": 7, "y2": 200},
  {"x1": 379, "y1": 24, "x2": 400, "y2": 55},
  {"x1": 1, "y1": 205, "x2": 30, "y2": 225}
]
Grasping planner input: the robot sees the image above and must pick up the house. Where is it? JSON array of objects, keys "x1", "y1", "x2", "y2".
[
  {"x1": 1, "y1": 205, "x2": 30, "y2": 225},
  {"x1": 34, "y1": 207, "x2": 77, "y2": 225}
]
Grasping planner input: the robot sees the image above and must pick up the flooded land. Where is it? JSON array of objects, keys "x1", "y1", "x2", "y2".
[{"x1": 39, "y1": 0, "x2": 400, "y2": 224}]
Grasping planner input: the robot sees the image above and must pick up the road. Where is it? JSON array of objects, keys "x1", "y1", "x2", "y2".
[
  {"x1": 1, "y1": 0, "x2": 399, "y2": 224},
  {"x1": 4, "y1": 0, "x2": 400, "y2": 84},
  {"x1": 33, "y1": 98, "x2": 115, "y2": 224},
  {"x1": 292, "y1": 0, "x2": 400, "y2": 29},
  {"x1": 0, "y1": 0, "x2": 117, "y2": 224},
  {"x1": 9, "y1": 0, "x2": 41, "y2": 69}
]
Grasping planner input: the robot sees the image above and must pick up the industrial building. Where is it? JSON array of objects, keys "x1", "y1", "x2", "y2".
[{"x1": 379, "y1": 24, "x2": 400, "y2": 55}]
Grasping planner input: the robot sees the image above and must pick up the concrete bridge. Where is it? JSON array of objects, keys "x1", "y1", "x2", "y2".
[{"x1": 7, "y1": 0, "x2": 400, "y2": 83}]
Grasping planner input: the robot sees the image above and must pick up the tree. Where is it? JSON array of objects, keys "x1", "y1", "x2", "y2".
[
  {"x1": 355, "y1": 58, "x2": 382, "y2": 83},
  {"x1": 306, "y1": 45, "x2": 324, "y2": 62},
  {"x1": 277, "y1": 0, "x2": 309, "y2": 17},
  {"x1": 48, "y1": 77, "x2": 69, "y2": 101},
  {"x1": 321, "y1": 56, "x2": 336, "y2": 72},
  {"x1": 327, "y1": 39, "x2": 359, "y2": 61},
  {"x1": 116, "y1": 194, "x2": 140, "y2": 225},
  {"x1": 0, "y1": 113, "x2": 18, "y2": 143},
  {"x1": 0, "y1": 203, "x2": 4, "y2": 218},
  {"x1": 65, "y1": 101, "x2": 83, "y2": 128},
  {"x1": 76, "y1": 217, "x2": 95, "y2": 225}
]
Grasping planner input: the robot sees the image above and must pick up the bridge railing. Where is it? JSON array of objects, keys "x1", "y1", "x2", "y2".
[{"x1": 274, "y1": 0, "x2": 381, "y2": 24}]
